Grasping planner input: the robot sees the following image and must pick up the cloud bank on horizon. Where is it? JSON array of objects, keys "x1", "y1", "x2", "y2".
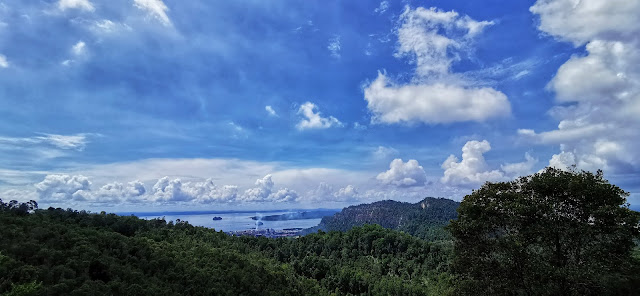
[{"x1": 0, "y1": 0, "x2": 639, "y2": 211}]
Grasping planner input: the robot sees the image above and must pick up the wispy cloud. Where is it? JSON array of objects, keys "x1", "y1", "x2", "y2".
[
  {"x1": 374, "y1": 1, "x2": 389, "y2": 15},
  {"x1": 134, "y1": 0, "x2": 171, "y2": 26},
  {"x1": 0, "y1": 54, "x2": 8, "y2": 68},
  {"x1": 0, "y1": 133, "x2": 95, "y2": 151},
  {"x1": 265, "y1": 105, "x2": 278, "y2": 117},
  {"x1": 58, "y1": 0, "x2": 95, "y2": 12},
  {"x1": 328, "y1": 35, "x2": 341, "y2": 58}
]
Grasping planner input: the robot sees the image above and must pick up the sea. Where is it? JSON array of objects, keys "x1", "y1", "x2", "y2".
[{"x1": 119, "y1": 209, "x2": 338, "y2": 232}]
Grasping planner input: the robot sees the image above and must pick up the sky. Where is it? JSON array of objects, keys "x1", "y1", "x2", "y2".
[{"x1": 1, "y1": 0, "x2": 639, "y2": 212}]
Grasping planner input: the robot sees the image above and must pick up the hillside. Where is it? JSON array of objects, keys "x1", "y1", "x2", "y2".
[
  {"x1": 303, "y1": 197, "x2": 459, "y2": 241},
  {"x1": 0, "y1": 201, "x2": 452, "y2": 296}
]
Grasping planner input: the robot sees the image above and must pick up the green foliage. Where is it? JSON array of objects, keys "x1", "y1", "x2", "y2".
[
  {"x1": 4, "y1": 281, "x2": 42, "y2": 296},
  {"x1": 0, "y1": 202, "x2": 452, "y2": 295},
  {"x1": 449, "y1": 167, "x2": 640, "y2": 295},
  {"x1": 305, "y1": 197, "x2": 459, "y2": 241}
]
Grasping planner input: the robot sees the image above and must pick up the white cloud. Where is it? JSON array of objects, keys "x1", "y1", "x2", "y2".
[
  {"x1": 530, "y1": 0, "x2": 640, "y2": 46},
  {"x1": 441, "y1": 140, "x2": 539, "y2": 187},
  {"x1": 0, "y1": 54, "x2": 8, "y2": 68},
  {"x1": 394, "y1": 7, "x2": 493, "y2": 77},
  {"x1": 372, "y1": 146, "x2": 399, "y2": 160},
  {"x1": 377, "y1": 158, "x2": 427, "y2": 187},
  {"x1": 0, "y1": 188, "x2": 38, "y2": 203},
  {"x1": 334, "y1": 185, "x2": 360, "y2": 201},
  {"x1": 37, "y1": 133, "x2": 89, "y2": 150},
  {"x1": 33, "y1": 174, "x2": 147, "y2": 204},
  {"x1": 296, "y1": 102, "x2": 342, "y2": 130},
  {"x1": 134, "y1": 0, "x2": 171, "y2": 26},
  {"x1": 501, "y1": 152, "x2": 538, "y2": 178},
  {"x1": 179, "y1": 178, "x2": 238, "y2": 203},
  {"x1": 268, "y1": 188, "x2": 299, "y2": 203},
  {"x1": 63, "y1": 41, "x2": 88, "y2": 66},
  {"x1": 441, "y1": 140, "x2": 504, "y2": 186},
  {"x1": 363, "y1": 6, "x2": 510, "y2": 125},
  {"x1": 265, "y1": 105, "x2": 277, "y2": 117},
  {"x1": 365, "y1": 72, "x2": 510, "y2": 124},
  {"x1": 240, "y1": 174, "x2": 299, "y2": 202},
  {"x1": 0, "y1": 133, "x2": 91, "y2": 151},
  {"x1": 150, "y1": 177, "x2": 195, "y2": 202},
  {"x1": 328, "y1": 35, "x2": 341, "y2": 58},
  {"x1": 525, "y1": 0, "x2": 640, "y2": 173},
  {"x1": 35, "y1": 174, "x2": 91, "y2": 202},
  {"x1": 7, "y1": 157, "x2": 444, "y2": 207},
  {"x1": 306, "y1": 182, "x2": 334, "y2": 201},
  {"x1": 90, "y1": 19, "x2": 131, "y2": 34},
  {"x1": 303, "y1": 183, "x2": 361, "y2": 202},
  {"x1": 58, "y1": 0, "x2": 95, "y2": 12},
  {"x1": 72, "y1": 41, "x2": 86, "y2": 56},
  {"x1": 375, "y1": 1, "x2": 390, "y2": 14},
  {"x1": 548, "y1": 151, "x2": 576, "y2": 171}
]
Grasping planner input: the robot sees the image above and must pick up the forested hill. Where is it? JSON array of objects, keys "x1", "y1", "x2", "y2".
[
  {"x1": 0, "y1": 201, "x2": 453, "y2": 295},
  {"x1": 302, "y1": 197, "x2": 459, "y2": 240}
]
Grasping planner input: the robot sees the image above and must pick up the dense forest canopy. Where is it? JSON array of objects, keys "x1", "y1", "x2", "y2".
[
  {"x1": 449, "y1": 168, "x2": 640, "y2": 295},
  {"x1": 0, "y1": 200, "x2": 452, "y2": 295}
]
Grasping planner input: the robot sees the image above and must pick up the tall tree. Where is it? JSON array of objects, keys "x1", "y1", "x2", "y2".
[{"x1": 449, "y1": 167, "x2": 640, "y2": 295}]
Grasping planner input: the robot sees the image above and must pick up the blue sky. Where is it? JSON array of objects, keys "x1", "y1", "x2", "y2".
[{"x1": 1, "y1": 0, "x2": 639, "y2": 211}]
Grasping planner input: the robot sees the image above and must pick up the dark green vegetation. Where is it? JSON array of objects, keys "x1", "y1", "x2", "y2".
[
  {"x1": 303, "y1": 197, "x2": 459, "y2": 241},
  {"x1": 449, "y1": 168, "x2": 640, "y2": 295},
  {"x1": 0, "y1": 200, "x2": 452, "y2": 295},
  {"x1": 1, "y1": 168, "x2": 639, "y2": 295}
]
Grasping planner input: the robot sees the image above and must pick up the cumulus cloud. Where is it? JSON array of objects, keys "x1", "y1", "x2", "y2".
[
  {"x1": 441, "y1": 140, "x2": 537, "y2": 187},
  {"x1": 94, "y1": 181, "x2": 146, "y2": 202},
  {"x1": 530, "y1": 0, "x2": 640, "y2": 46},
  {"x1": 303, "y1": 183, "x2": 361, "y2": 202},
  {"x1": 186, "y1": 179, "x2": 238, "y2": 203},
  {"x1": 296, "y1": 102, "x2": 342, "y2": 130},
  {"x1": 327, "y1": 35, "x2": 341, "y2": 58},
  {"x1": 33, "y1": 174, "x2": 148, "y2": 204},
  {"x1": 377, "y1": 158, "x2": 427, "y2": 187},
  {"x1": 363, "y1": 6, "x2": 510, "y2": 125},
  {"x1": 334, "y1": 185, "x2": 360, "y2": 201},
  {"x1": 35, "y1": 174, "x2": 91, "y2": 202},
  {"x1": 525, "y1": 0, "x2": 640, "y2": 173},
  {"x1": 134, "y1": 0, "x2": 171, "y2": 26},
  {"x1": 58, "y1": 0, "x2": 95, "y2": 12},
  {"x1": 32, "y1": 174, "x2": 244, "y2": 205},
  {"x1": 240, "y1": 174, "x2": 299, "y2": 202},
  {"x1": 0, "y1": 54, "x2": 8, "y2": 68},
  {"x1": 365, "y1": 72, "x2": 510, "y2": 124},
  {"x1": 148, "y1": 177, "x2": 238, "y2": 203},
  {"x1": 441, "y1": 140, "x2": 504, "y2": 186},
  {"x1": 150, "y1": 177, "x2": 192, "y2": 202},
  {"x1": 265, "y1": 105, "x2": 277, "y2": 117}
]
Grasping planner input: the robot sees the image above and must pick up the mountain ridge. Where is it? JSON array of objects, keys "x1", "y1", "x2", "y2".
[{"x1": 302, "y1": 197, "x2": 459, "y2": 240}]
